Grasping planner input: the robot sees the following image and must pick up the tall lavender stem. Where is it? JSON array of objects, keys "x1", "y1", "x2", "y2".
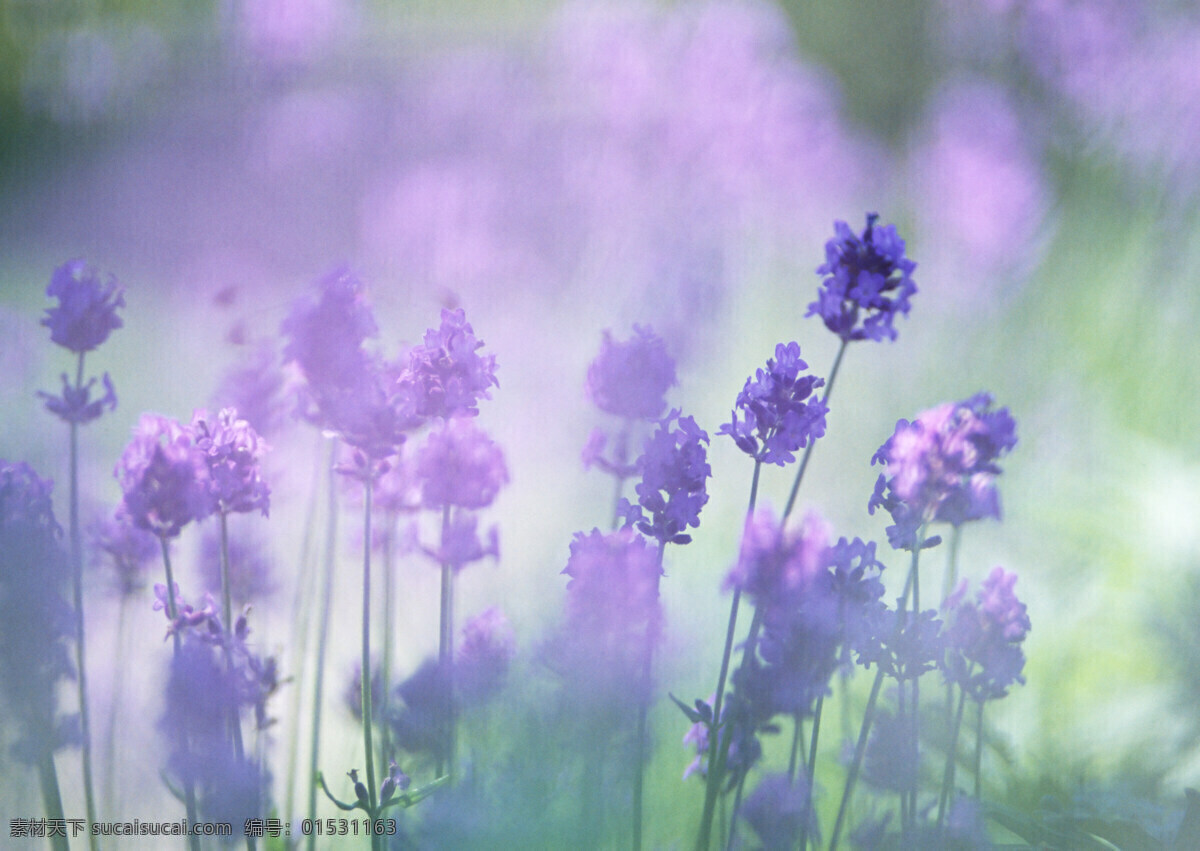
[
  {"x1": 218, "y1": 514, "x2": 256, "y2": 851},
  {"x1": 783, "y1": 340, "x2": 846, "y2": 520},
  {"x1": 437, "y1": 504, "x2": 455, "y2": 778},
  {"x1": 161, "y1": 538, "x2": 201, "y2": 851},
  {"x1": 632, "y1": 541, "x2": 667, "y2": 851},
  {"x1": 360, "y1": 476, "x2": 381, "y2": 849}
]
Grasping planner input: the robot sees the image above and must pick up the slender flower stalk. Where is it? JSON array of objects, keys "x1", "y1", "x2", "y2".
[
  {"x1": 359, "y1": 476, "x2": 381, "y2": 848},
  {"x1": 437, "y1": 503, "x2": 454, "y2": 778},
  {"x1": 937, "y1": 678, "x2": 971, "y2": 831},
  {"x1": 783, "y1": 338, "x2": 846, "y2": 521},
  {"x1": 159, "y1": 539, "x2": 201, "y2": 851},
  {"x1": 632, "y1": 540, "x2": 668, "y2": 851},
  {"x1": 974, "y1": 701, "x2": 985, "y2": 800}
]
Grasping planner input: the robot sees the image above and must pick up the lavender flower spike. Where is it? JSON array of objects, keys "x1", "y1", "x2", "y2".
[
  {"x1": 719, "y1": 342, "x2": 827, "y2": 466},
  {"x1": 42, "y1": 259, "x2": 125, "y2": 353},
  {"x1": 807, "y1": 213, "x2": 917, "y2": 343},
  {"x1": 416, "y1": 418, "x2": 509, "y2": 510},
  {"x1": 115, "y1": 414, "x2": 211, "y2": 539},
  {"x1": 586, "y1": 325, "x2": 677, "y2": 420},
  {"x1": 400, "y1": 307, "x2": 498, "y2": 420},
  {"x1": 191, "y1": 408, "x2": 271, "y2": 517},
  {"x1": 618, "y1": 410, "x2": 711, "y2": 545}
]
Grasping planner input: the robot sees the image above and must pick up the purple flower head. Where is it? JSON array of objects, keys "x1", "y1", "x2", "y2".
[
  {"x1": 618, "y1": 409, "x2": 710, "y2": 545},
  {"x1": 0, "y1": 461, "x2": 75, "y2": 760},
  {"x1": 92, "y1": 508, "x2": 159, "y2": 596},
  {"x1": 421, "y1": 510, "x2": 500, "y2": 572},
  {"x1": 681, "y1": 691, "x2": 762, "y2": 790},
  {"x1": 212, "y1": 341, "x2": 288, "y2": 438},
  {"x1": 943, "y1": 567, "x2": 1030, "y2": 701},
  {"x1": 38, "y1": 372, "x2": 117, "y2": 425},
  {"x1": 806, "y1": 213, "x2": 917, "y2": 343},
  {"x1": 585, "y1": 325, "x2": 677, "y2": 420},
  {"x1": 281, "y1": 267, "x2": 378, "y2": 399},
  {"x1": 399, "y1": 307, "x2": 498, "y2": 420},
  {"x1": 416, "y1": 417, "x2": 509, "y2": 510},
  {"x1": 153, "y1": 582, "x2": 220, "y2": 641},
  {"x1": 391, "y1": 658, "x2": 450, "y2": 756},
  {"x1": 199, "y1": 521, "x2": 275, "y2": 604},
  {"x1": 725, "y1": 507, "x2": 830, "y2": 602},
  {"x1": 560, "y1": 528, "x2": 663, "y2": 700},
  {"x1": 190, "y1": 408, "x2": 271, "y2": 517},
  {"x1": 456, "y1": 607, "x2": 516, "y2": 704},
  {"x1": 826, "y1": 536, "x2": 889, "y2": 664},
  {"x1": 116, "y1": 414, "x2": 211, "y2": 539},
  {"x1": 41, "y1": 259, "x2": 125, "y2": 353},
  {"x1": 741, "y1": 773, "x2": 812, "y2": 851},
  {"x1": 719, "y1": 342, "x2": 827, "y2": 466},
  {"x1": 868, "y1": 393, "x2": 1017, "y2": 549}
]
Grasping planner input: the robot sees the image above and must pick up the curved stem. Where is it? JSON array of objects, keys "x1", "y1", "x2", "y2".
[
  {"x1": 37, "y1": 750, "x2": 70, "y2": 851},
  {"x1": 306, "y1": 439, "x2": 340, "y2": 851},
  {"x1": 783, "y1": 340, "x2": 847, "y2": 520}
]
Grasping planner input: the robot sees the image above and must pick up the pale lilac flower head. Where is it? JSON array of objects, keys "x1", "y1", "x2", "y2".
[
  {"x1": 725, "y1": 508, "x2": 830, "y2": 602},
  {"x1": 943, "y1": 567, "x2": 1030, "y2": 701},
  {"x1": 719, "y1": 342, "x2": 827, "y2": 465},
  {"x1": 191, "y1": 408, "x2": 271, "y2": 517},
  {"x1": 421, "y1": 511, "x2": 499, "y2": 572},
  {"x1": 416, "y1": 418, "x2": 509, "y2": 510},
  {"x1": 618, "y1": 409, "x2": 710, "y2": 545},
  {"x1": 92, "y1": 508, "x2": 158, "y2": 596},
  {"x1": 41, "y1": 259, "x2": 124, "y2": 353},
  {"x1": 400, "y1": 308, "x2": 498, "y2": 420},
  {"x1": 38, "y1": 372, "x2": 117, "y2": 424},
  {"x1": 807, "y1": 214, "x2": 917, "y2": 343},
  {"x1": 585, "y1": 325, "x2": 677, "y2": 420},
  {"x1": 116, "y1": 413, "x2": 211, "y2": 539},
  {"x1": 456, "y1": 607, "x2": 516, "y2": 704},
  {"x1": 868, "y1": 393, "x2": 1017, "y2": 549},
  {"x1": 212, "y1": 341, "x2": 288, "y2": 438}
]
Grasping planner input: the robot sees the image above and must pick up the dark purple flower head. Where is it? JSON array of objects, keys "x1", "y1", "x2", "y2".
[
  {"x1": 0, "y1": 461, "x2": 74, "y2": 760},
  {"x1": 455, "y1": 607, "x2": 516, "y2": 704},
  {"x1": 41, "y1": 259, "x2": 125, "y2": 353},
  {"x1": 719, "y1": 342, "x2": 827, "y2": 465},
  {"x1": 741, "y1": 773, "x2": 812, "y2": 851},
  {"x1": 560, "y1": 528, "x2": 663, "y2": 700},
  {"x1": 190, "y1": 408, "x2": 271, "y2": 517},
  {"x1": 116, "y1": 414, "x2": 211, "y2": 539},
  {"x1": 416, "y1": 418, "x2": 509, "y2": 510},
  {"x1": 806, "y1": 213, "x2": 917, "y2": 343},
  {"x1": 38, "y1": 372, "x2": 117, "y2": 425},
  {"x1": 399, "y1": 307, "x2": 498, "y2": 420},
  {"x1": 943, "y1": 567, "x2": 1030, "y2": 701},
  {"x1": 868, "y1": 393, "x2": 1017, "y2": 549},
  {"x1": 92, "y1": 508, "x2": 158, "y2": 596},
  {"x1": 618, "y1": 409, "x2": 710, "y2": 545},
  {"x1": 585, "y1": 325, "x2": 677, "y2": 420},
  {"x1": 725, "y1": 508, "x2": 830, "y2": 601}
]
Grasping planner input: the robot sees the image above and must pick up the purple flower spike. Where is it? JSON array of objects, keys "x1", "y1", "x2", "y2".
[
  {"x1": 807, "y1": 213, "x2": 917, "y2": 343},
  {"x1": 400, "y1": 307, "x2": 498, "y2": 420},
  {"x1": 942, "y1": 567, "x2": 1031, "y2": 701},
  {"x1": 42, "y1": 259, "x2": 125, "y2": 353},
  {"x1": 92, "y1": 508, "x2": 159, "y2": 596},
  {"x1": 725, "y1": 508, "x2": 830, "y2": 602},
  {"x1": 38, "y1": 372, "x2": 118, "y2": 425},
  {"x1": 115, "y1": 414, "x2": 211, "y2": 539},
  {"x1": 618, "y1": 410, "x2": 710, "y2": 545},
  {"x1": 456, "y1": 607, "x2": 516, "y2": 704},
  {"x1": 416, "y1": 418, "x2": 509, "y2": 510},
  {"x1": 191, "y1": 408, "x2": 271, "y2": 517},
  {"x1": 281, "y1": 267, "x2": 378, "y2": 399},
  {"x1": 586, "y1": 325, "x2": 677, "y2": 420},
  {"x1": 868, "y1": 393, "x2": 1017, "y2": 549},
  {"x1": 719, "y1": 342, "x2": 827, "y2": 466}
]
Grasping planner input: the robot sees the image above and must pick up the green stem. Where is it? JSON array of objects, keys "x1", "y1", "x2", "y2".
[
  {"x1": 360, "y1": 475, "x2": 380, "y2": 847},
  {"x1": 219, "y1": 514, "x2": 255, "y2": 851},
  {"x1": 633, "y1": 541, "x2": 667, "y2": 851},
  {"x1": 161, "y1": 539, "x2": 201, "y2": 851},
  {"x1": 724, "y1": 772, "x2": 747, "y2": 851},
  {"x1": 783, "y1": 339, "x2": 847, "y2": 520},
  {"x1": 799, "y1": 694, "x2": 824, "y2": 850},
  {"x1": 306, "y1": 439, "x2": 340, "y2": 851},
  {"x1": 829, "y1": 666, "x2": 884, "y2": 851},
  {"x1": 943, "y1": 527, "x2": 962, "y2": 734},
  {"x1": 380, "y1": 513, "x2": 396, "y2": 770},
  {"x1": 910, "y1": 546, "x2": 922, "y2": 826},
  {"x1": 37, "y1": 749, "x2": 70, "y2": 851},
  {"x1": 937, "y1": 682, "x2": 970, "y2": 831},
  {"x1": 787, "y1": 713, "x2": 804, "y2": 784},
  {"x1": 104, "y1": 595, "x2": 130, "y2": 819},
  {"x1": 973, "y1": 701, "x2": 984, "y2": 801},
  {"x1": 610, "y1": 424, "x2": 630, "y2": 531},
  {"x1": 67, "y1": 352, "x2": 99, "y2": 849},
  {"x1": 437, "y1": 504, "x2": 455, "y2": 778}
]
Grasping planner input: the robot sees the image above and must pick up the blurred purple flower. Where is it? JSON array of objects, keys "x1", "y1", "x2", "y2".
[
  {"x1": 92, "y1": 508, "x2": 158, "y2": 596},
  {"x1": 399, "y1": 307, "x2": 498, "y2": 421},
  {"x1": 38, "y1": 372, "x2": 117, "y2": 424},
  {"x1": 943, "y1": 567, "x2": 1030, "y2": 701},
  {"x1": 391, "y1": 659, "x2": 450, "y2": 756},
  {"x1": 456, "y1": 607, "x2": 516, "y2": 705},
  {"x1": 862, "y1": 708, "x2": 916, "y2": 793},
  {"x1": 807, "y1": 214, "x2": 917, "y2": 343},
  {"x1": 585, "y1": 325, "x2": 677, "y2": 420},
  {"x1": 153, "y1": 582, "x2": 220, "y2": 641},
  {"x1": 116, "y1": 413, "x2": 211, "y2": 539},
  {"x1": 741, "y1": 772, "x2": 813, "y2": 851},
  {"x1": 421, "y1": 510, "x2": 499, "y2": 572},
  {"x1": 191, "y1": 408, "x2": 271, "y2": 517},
  {"x1": 212, "y1": 341, "x2": 289, "y2": 439},
  {"x1": 618, "y1": 409, "x2": 710, "y2": 545},
  {"x1": 199, "y1": 521, "x2": 275, "y2": 604},
  {"x1": 725, "y1": 508, "x2": 830, "y2": 602},
  {"x1": 869, "y1": 393, "x2": 1017, "y2": 549},
  {"x1": 416, "y1": 418, "x2": 509, "y2": 510},
  {"x1": 41, "y1": 259, "x2": 124, "y2": 353},
  {"x1": 719, "y1": 342, "x2": 827, "y2": 466}
]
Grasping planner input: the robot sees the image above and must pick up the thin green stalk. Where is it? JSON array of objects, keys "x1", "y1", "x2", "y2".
[
  {"x1": 910, "y1": 546, "x2": 922, "y2": 825},
  {"x1": 161, "y1": 539, "x2": 201, "y2": 851},
  {"x1": 936, "y1": 681, "x2": 970, "y2": 831},
  {"x1": 633, "y1": 541, "x2": 667, "y2": 851},
  {"x1": 973, "y1": 701, "x2": 984, "y2": 801},
  {"x1": 379, "y1": 513, "x2": 396, "y2": 770},
  {"x1": 829, "y1": 667, "x2": 884, "y2": 851},
  {"x1": 437, "y1": 504, "x2": 455, "y2": 778},
  {"x1": 696, "y1": 461, "x2": 762, "y2": 851},
  {"x1": 360, "y1": 476, "x2": 380, "y2": 847},
  {"x1": 787, "y1": 713, "x2": 805, "y2": 784},
  {"x1": 724, "y1": 772, "x2": 747, "y2": 851},
  {"x1": 104, "y1": 595, "x2": 130, "y2": 819},
  {"x1": 783, "y1": 340, "x2": 847, "y2": 520},
  {"x1": 610, "y1": 424, "x2": 630, "y2": 531},
  {"x1": 799, "y1": 694, "x2": 824, "y2": 851},
  {"x1": 68, "y1": 352, "x2": 99, "y2": 849},
  {"x1": 37, "y1": 749, "x2": 70, "y2": 851},
  {"x1": 219, "y1": 514, "x2": 255, "y2": 851},
  {"x1": 306, "y1": 439, "x2": 340, "y2": 851}
]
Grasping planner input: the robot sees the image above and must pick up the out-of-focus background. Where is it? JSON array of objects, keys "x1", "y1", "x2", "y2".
[{"x1": 3, "y1": 0, "x2": 1200, "y2": 845}]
